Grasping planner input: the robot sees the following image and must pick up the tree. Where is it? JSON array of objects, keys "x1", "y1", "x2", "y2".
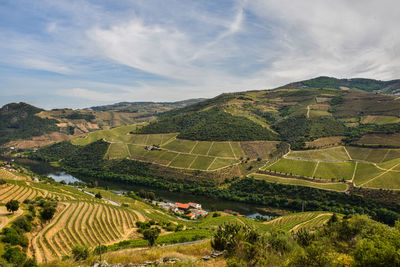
[
  {"x1": 6, "y1": 200, "x2": 19, "y2": 214},
  {"x1": 40, "y1": 206, "x2": 56, "y2": 223},
  {"x1": 143, "y1": 227, "x2": 160, "y2": 247},
  {"x1": 2, "y1": 247, "x2": 26, "y2": 265},
  {"x1": 95, "y1": 192, "x2": 102, "y2": 199},
  {"x1": 72, "y1": 245, "x2": 89, "y2": 261},
  {"x1": 23, "y1": 258, "x2": 38, "y2": 267}
]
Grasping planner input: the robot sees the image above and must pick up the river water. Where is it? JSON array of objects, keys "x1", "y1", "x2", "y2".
[{"x1": 14, "y1": 158, "x2": 273, "y2": 218}]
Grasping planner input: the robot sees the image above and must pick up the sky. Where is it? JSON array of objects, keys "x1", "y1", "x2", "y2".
[{"x1": 1, "y1": 0, "x2": 399, "y2": 109}]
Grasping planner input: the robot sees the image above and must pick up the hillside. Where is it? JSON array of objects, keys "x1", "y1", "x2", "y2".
[
  {"x1": 89, "y1": 98, "x2": 206, "y2": 112},
  {"x1": 0, "y1": 102, "x2": 59, "y2": 146},
  {"x1": 1, "y1": 99, "x2": 204, "y2": 149},
  {"x1": 281, "y1": 76, "x2": 400, "y2": 94},
  {"x1": 0, "y1": 165, "x2": 398, "y2": 267},
  {"x1": 139, "y1": 83, "x2": 400, "y2": 149}
]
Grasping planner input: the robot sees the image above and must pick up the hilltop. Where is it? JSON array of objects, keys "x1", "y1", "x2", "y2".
[{"x1": 280, "y1": 76, "x2": 400, "y2": 94}]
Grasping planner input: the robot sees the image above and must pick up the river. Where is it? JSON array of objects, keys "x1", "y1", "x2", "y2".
[{"x1": 14, "y1": 158, "x2": 273, "y2": 219}]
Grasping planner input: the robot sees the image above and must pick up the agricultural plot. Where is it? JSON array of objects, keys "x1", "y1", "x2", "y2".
[
  {"x1": 313, "y1": 162, "x2": 355, "y2": 181},
  {"x1": 208, "y1": 158, "x2": 239, "y2": 171},
  {"x1": 353, "y1": 163, "x2": 385, "y2": 186},
  {"x1": 265, "y1": 212, "x2": 333, "y2": 232},
  {"x1": 207, "y1": 142, "x2": 235, "y2": 158},
  {"x1": 361, "y1": 115, "x2": 400, "y2": 125},
  {"x1": 32, "y1": 202, "x2": 141, "y2": 263},
  {"x1": 345, "y1": 146, "x2": 391, "y2": 163},
  {"x1": 106, "y1": 142, "x2": 130, "y2": 159},
  {"x1": 169, "y1": 154, "x2": 197, "y2": 168},
  {"x1": 103, "y1": 132, "x2": 257, "y2": 171},
  {"x1": 356, "y1": 133, "x2": 400, "y2": 147},
  {"x1": 263, "y1": 158, "x2": 317, "y2": 178},
  {"x1": 72, "y1": 124, "x2": 140, "y2": 146},
  {"x1": 363, "y1": 171, "x2": 400, "y2": 190},
  {"x1": 162, "y1": 139, "x2": 197, "y2": 153},
  {"x1": 288, "y1": 146, "x2": 350, "y2": 161},
  {"x1": 253, "y1": 174, "x2": 348, "y2": 192},
  {"x1": 189, "y1": 156, "x2": 215, "y2": 170},
  {"x1": 305, "y1": 136, "x2": 344, "y2": 148}
]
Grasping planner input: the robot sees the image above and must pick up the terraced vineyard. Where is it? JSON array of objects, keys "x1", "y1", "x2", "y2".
[
  {"x1": 259, "y1": 146, "x2": 400, "y2": 190},
  {"x1": 265, "y1": 212, "x2": 333, "y2": 232},
  {"x1": 103, "y1": 132, "x2": 277, "y2": 171},
  {"x1": 252, "y1": 174, "x2": 348, "y2": 192},
  {"x1": 32, "y1": 202, "x2": 140, "y2": 263}
]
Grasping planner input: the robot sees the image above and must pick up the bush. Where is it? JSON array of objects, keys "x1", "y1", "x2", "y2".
[
  {"x1": 72, "y1": 245, "x2": 90, "y2": 261},
  {"x1": 2, "y1": 227, "x2": 28, "y2": 247},
  {"x1": 40, "y1": 206, "x2": 56, "y2": 222},
  {"x1": 2, "y1": 247, "x2": 26, "y2": 265},
  {"x1": 23, "y1": 258, "x2": 38, "y2": 267},
  {"x1": 12, "y1": 216, "x2": 32, "y2": 232}
]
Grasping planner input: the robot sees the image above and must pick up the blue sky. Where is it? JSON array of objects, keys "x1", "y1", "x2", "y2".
[{"x1": 1, "y1": 0, "x2": 399, "y2": 109}]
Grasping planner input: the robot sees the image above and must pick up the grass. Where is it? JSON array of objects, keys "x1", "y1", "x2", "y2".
[
  {"x1": 363, "y1": 171, "x2": 400, "y2": 189},
  {"x1": 313, "y1": 162, "x2": 355, "y2": 180},
  {"x1": 162, "y1": 139, "x2": 197, "y2": 153},
  {"x1": 288, "y1": 146, "x2": 350, "y2": 161},
  {"x1": 230, "y1": 142, "x2": 245, "y2": 158},
  {"x1": 357, "y1": 133, "x2": 400, "y2": 147},
  {"x1": 106, "y1": 143, "x2": 130, "y2": 159},
  {"x1": 169, "y1": 154, "x2": 197, "y2": 168},
  {"x1": 72, "y1": 125, "x2": 139, "y2": 146},
  {"x1": 190, "y1": 156, "x2": 215, "y2": 170},
  {"x1": 353, "y1": 163, "x2": 385, "y2": 186},
  {"x1": 361, "y1": 115, "x2": 400, "y2": 125},
  {"x1": 377, "y1": 158, "x2": 400, "y2": 169},
  {"x1": 309, "y1": 110, "x2": 332, "y2": 117},
  {"x1": 208, "y1": 142, "x2": 235, "y2": 158},
  {"x1": 265, "y1": 212, "x2": 332, "y2": 232},
  {"x1": 253, "y1": 174, "x2": 348, "y2": 192},
  {"x1": 191, "y1": 141, "x2": 213, "y2": 155},
  {"x1": 264, "y1": 158, "x2": 317, "y2": 178},
  {"x1": 208, "y1": 158, "x2": 238, "y2": 170},
  {"x1": 346, "y1": 146, "x2": 391, "y2": 163}
]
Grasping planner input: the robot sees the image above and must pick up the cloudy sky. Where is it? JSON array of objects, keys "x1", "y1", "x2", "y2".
[{"x1": 1, "y1": 0, "x2": 399, "y2": 109}]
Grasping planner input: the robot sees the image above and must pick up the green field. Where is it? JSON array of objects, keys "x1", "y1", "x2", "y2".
[
  {"x1": 208, "y1": 158, "x2": 239, "y2": 170},
  {"x1": 191, "y1": 141, "x2": 213, "y2": 155},
  {"x1": 253, "y1": 174, "x2": 348, "y2": 192},
  {"x1": 102, "y1": 132, "x2": 264, "y2": 171},
  {"x1": 288, "y1": 146, "x2": 350, "y2": 161},
  {"x1": 265, "y1": 212, "x2": 333, "y2": 232},
  {"x1": 313, "y1": 162, "x2": 355, "y2": 180},
  {"x1": 208, "y1": 142, "x2": 235, "y2": 158},
  {"x1": 162, "y1": 139, "x2": 197, "y2": 153},
  {"x1": 353, "y1": 163, "x2": 385, "y2": 186},
  {"x1": 263, "y1": 158, "x2": 317, "y2": 178},
  {"x1": 363, "y1": 171, "x2": 400, "y2": 189},
  {"x1": 106, "y1": 142, "x2": 130, "y2": 159},
  {"x1": 361, "y1": 115, "x2": 400, "y2": 125},
  {"x1": 346, "y1": 146, "x2": 390, "y2": 162},
  {"x1": 73, "y1": 124, "x2": 140, "y2": 146}
]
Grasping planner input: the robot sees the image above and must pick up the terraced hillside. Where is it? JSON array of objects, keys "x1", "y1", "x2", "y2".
[
  {"x1": 258, "y1": 146, "x2": 400, "y2": 190},
  {"x1": 265, "y1": 212, "x2": 334, "y2": 232},
  {"x1": 71, "y1": 126, "x2": 278, "y2": 171},
  {"x1": 0, "y1": 172, "x2": 280, "y2": 264}
]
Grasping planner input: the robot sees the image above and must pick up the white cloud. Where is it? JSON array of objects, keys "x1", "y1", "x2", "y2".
[{"x1": 2, "y1": 0, "x2": 400, "y2": 108}]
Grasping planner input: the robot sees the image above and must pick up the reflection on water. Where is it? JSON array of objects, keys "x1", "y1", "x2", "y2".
[
  {"x1": 47, "y1": 172, "x2": 81, "y2": 183},
  {"x1": 14, "y1": 158, "x2": 273, "y2": 218}
]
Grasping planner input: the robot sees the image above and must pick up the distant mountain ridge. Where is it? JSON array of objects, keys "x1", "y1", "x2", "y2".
[
  {"x1": 280, "y1": 76, "x2": 400, "y2": 95},
  {"x1": 88, "y1": 98, "x2": 206, "y2": 112}
]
